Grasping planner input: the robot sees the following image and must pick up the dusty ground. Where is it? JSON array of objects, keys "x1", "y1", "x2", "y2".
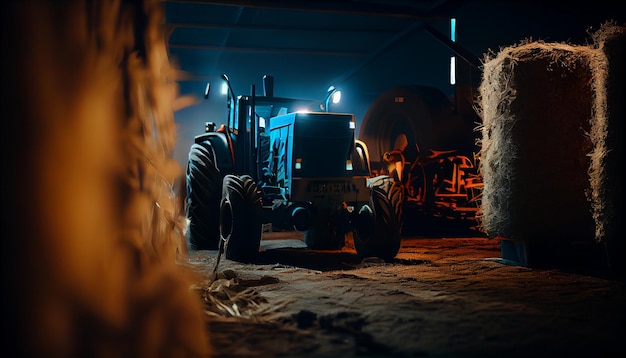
[{"x1": 183, "y1": 227, "x2": 626, "y2": 358}]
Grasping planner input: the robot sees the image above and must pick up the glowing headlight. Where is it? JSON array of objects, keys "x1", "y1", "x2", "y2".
[{"x1": 331, "y1": 90, "x2": 341, "y2": 104}]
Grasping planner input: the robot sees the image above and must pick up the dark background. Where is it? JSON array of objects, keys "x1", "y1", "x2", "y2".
[{"x1": 165, "y1": 0, "x2": 624, "y2": 168}]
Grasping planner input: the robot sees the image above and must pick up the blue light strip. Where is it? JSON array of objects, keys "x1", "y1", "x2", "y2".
[
  {"x1": 450, "y1": 18, "x2": 456, "y2": 85},
  {"x1": 451, "y1": 18, "x2": 456, "y2": 42}
]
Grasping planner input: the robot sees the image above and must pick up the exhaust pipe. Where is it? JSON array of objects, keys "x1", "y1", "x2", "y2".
[
  {"x1": 263, "y1": 74, "x2": 274, "y2": 97},
  {"x1": 221, "y1": 73, "x2": 236, "y2": 98}
]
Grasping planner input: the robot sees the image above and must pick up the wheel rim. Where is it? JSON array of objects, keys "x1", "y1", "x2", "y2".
[
  {"x1": 219, "y1": 197, "x2": 233, "y2": 243},
  {"x1": 354, "y1": 204, "x2": 374, "y2": 243}
]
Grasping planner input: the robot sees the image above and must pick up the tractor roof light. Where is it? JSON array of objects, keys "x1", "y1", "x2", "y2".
[{"x1": 321, "y1": 85, "x2": 341, "y2": 112}]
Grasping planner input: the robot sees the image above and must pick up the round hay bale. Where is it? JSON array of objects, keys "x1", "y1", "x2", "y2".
[{"x1": 477, "y1": 41, "x2": 599, "y2": 247}]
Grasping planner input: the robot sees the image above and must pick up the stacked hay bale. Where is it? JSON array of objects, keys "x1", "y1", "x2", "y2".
[
  {"x1": 476, "y1": 22, "x2": 624, "y2": 270},
  {"x1": 588, "y1": 24, "x2": 625, "y2": 276},
  {"x1": 2, "y1": 0, "x2": 210, "y2": 356}
]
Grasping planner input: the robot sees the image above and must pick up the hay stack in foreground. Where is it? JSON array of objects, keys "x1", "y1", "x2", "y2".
[
  {"x1": 2, "y1": 0, "x2": 211, "y2": 356},
  {"x1": 477, "y1": 23, "x2": 624, "y2": 268}
]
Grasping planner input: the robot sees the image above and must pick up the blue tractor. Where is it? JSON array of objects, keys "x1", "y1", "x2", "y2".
[{"x1": 185, "y1": 75, "x2": 403, "y2": 262}]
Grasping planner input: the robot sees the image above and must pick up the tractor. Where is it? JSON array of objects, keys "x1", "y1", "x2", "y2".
[{"x1": 185, "y1": 75, "x2": 403, "y2": 263}]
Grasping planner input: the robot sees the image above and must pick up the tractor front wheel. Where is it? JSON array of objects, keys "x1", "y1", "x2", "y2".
[
  {"x1": 353, "y1": 179, "x2": 403, "y2": 261},
  {"x1": 220, "y1": 175, "x2": 263, "y2": 263}
]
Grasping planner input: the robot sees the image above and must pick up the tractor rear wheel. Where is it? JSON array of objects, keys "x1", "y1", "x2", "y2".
[
  {"x1": 186, "y1": 141, "x2": 221, "y2": 250},
  {"x1": 353, "y1": 179, "x2": 403, "y2": 261},
  {"x1": 304, "y1": 216, "x2": 345, "y2": 250},
  {"x1": 220, "y1": 175, "x2": 263, "y2": 263}
]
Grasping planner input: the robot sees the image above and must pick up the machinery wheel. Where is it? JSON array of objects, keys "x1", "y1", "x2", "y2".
[
  {"x1": 220, "y1": 174, "x2": 262, "y2": 263},
  {"x1": 304, "y1": 215, "x2": 345, "y2": 250},
  {"x1": 353, "y1": 180, "x2": 403, "y2": 261},
  {"x1": 186, "y1": 141, "x2": 221, "y2": 250}
]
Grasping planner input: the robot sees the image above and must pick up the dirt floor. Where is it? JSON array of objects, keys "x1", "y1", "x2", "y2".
[{"x1": 183, "y1": 226, "x2": 626, "y2": 358}]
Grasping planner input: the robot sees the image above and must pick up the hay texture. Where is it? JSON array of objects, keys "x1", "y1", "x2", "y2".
[
  {"x1": 477, "y1": 40, "x2": 601, "y2": 244},
  {"x1": 477, "y1": 22, "x2": 625, "y2": 258},
  {"x1": 2, "y1": 0, "x2": 210, "y2": 356},
  {"x1": 587, "y1": 24, "x2": 625, "y2": 273}
]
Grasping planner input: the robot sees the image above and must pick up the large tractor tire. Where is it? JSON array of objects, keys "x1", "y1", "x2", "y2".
[
  {"x1": 353, "y1": 179, "x2": 403, "y2": 261},
  {"x1": 186, "y1": 141, "x2": 222, "y2": 250},
  {"x1": 359, "y1": 85, "x2": 476, "y2": 175},
  {"x1": 220, "y1": 175, "x2": 263, "y2": 263}
]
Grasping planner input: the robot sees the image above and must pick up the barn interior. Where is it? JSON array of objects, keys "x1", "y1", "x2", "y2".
[
  {"x1": 166, "y1": 0, "x2": 625, "y2": 266},
  {"x1": 2, "y1": 0, "x2": 625, "y2": 357}
]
